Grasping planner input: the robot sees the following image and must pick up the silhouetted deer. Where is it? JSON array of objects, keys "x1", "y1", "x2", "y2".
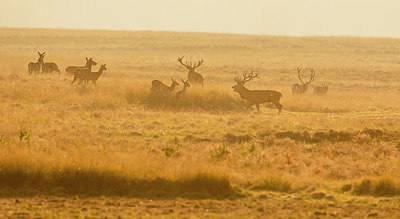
[
  {"x1": 177, "y1": 56, "x2": 204, "y2": 87},
  {"x1": 28, "y1": 52, "x2": 45, "y2": 74},
  {"x1": 292, "y1": 67, "x2": 315, "y2": 95},
  {"x1": 151, "y1": 79, "x2": 180, "y2": 95},
  {"x1": 66, "y1": 57, "x2": 97, "y2": 75},
  {"x1": 42, "y1": 53, "x2": 61, "y2": 74},
  {"x1": 176, "y1": 79, "x2": 190, "y2": 102},
  {"x1": 71, "y1": 58, "x2": 97, "y2": 84},
  {"x1": 313, "y1": 85, "x2": 328, "y2": 95},
  {"x1": 232, "y1": 71, "x2": 282, "y2": 114},
  {"x1": 85, "y1": 64, "x2": 107, "y2": 84}
]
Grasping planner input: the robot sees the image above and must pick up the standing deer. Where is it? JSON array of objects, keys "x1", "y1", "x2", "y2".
[
  {"x1": 151, "y1": 79, "x2": 180, "y2": 95},
  {"x1": 71, "y1": 58, "x2": 97, "y2": 84},
  {"x1": 85, "y1": 64, "x2": 107, "y2": 84},
  {"x1": 292, "y1": 67, "x2": 315, "y2": 95},
  {"x1": 65, "y1": 57, "x2": 96, "y2": 75},
  {"x1": 176, "y1": 79, "x2": 190, "y2": 102},
  {"x1": 28, "y1": 52, "x2": 45, "y2": 74},
  {"x1": 313, "y1": 85, "x2": 328, "y2": 95},
  {"x1": 232, "y1": 71, "x2": 283, "y2": 114},
  {"x1": 177, "y1": 56, "x2": 204, "y2": 87},
  {"x1": 42, "y1": 53, "x2": 61, "y2": 74}
]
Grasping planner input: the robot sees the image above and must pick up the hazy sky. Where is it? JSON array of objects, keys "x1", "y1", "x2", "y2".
[{"x1": 1, "y1": 0, "x2": 399, "y2": 38}]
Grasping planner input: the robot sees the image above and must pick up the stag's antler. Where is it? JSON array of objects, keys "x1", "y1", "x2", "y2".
[
  {"x1": 307, "y1": 68, "x2": 315, "y2": 84},
  {"x1": 297, "y1": 67, "x2": 305, "y2": 84},
  {"x1": 235, "y1": 71, "x2": 259, "y2": 85},
  {"x1": 193, "y1": 59, "x2": 204, "y2": 69},
  {"x1": 177, "y1": 56, "x2": 204, "y2": 69},
  {"x1": 177, "y1": 56, "x2": 190, "y2": 68}
]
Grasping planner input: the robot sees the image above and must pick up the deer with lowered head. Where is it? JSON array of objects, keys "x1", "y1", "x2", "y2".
[
  {"x1": 292, "y1": 67, "x2": 315, "y2": 95},
  {"x1": 28, "y1": 52, "x2": 45, "y2": 74},
  {"x1": 232, "y1": 71, "x2": 283, "y2": 114},
  {"x1": 151, "y1": 79, "x2": 180, "y2": 95},
  {"x1": 41, "y1": 53, "x2": 60, "y2": 74},
  {"x1": 313, "y1": 85, "x2": 328, "y2": 95},
  {"x1": 176, "y1": 79, "x2": 190, "y2": 102},
  {"x1": 177, "y1": 56, "x2": 204, "y2": 87},
  {"x1": 71, "y1": 57, "x2": 97, "y2": 84}
]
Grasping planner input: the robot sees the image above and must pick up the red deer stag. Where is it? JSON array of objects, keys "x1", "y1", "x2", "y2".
[
  {"x1": 177, "y1": 56, "x2": 204, "y2": 87},
  {"x1": 176, "y1": 79, "x2": 190, "y2": 102},
  {"x1": 66, "y1": 57, "x2": 97, "y2": 75},
  {"x1": 232, "y1": 71, "x2": 283, "y2": 114},
  {"x1": 151, "y1": 79, "x2": 180, "y2": 95},
  {"x1": 313, "y1": 85, "x2": 328, "y2": 95},
  {"x1": 28, "y1": 52, "x2": 45, "y2": 74},
  {"x1": 292, "y1": 67, "x2": 315, "y2": 95},
  {"x1": 71, "y1": 58, "x2": 97, "y2": 84}
]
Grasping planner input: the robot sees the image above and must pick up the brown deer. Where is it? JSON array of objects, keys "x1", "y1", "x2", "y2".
[
  {"x1": 66, "y1": 57, "x2": 97, "y2": 75},
  {"x1": 84, "y1": 64, "x2": 107, "y2": 84},
  {"x1": 151, "y1": 79, "x2": 180, "y2": 95},
  {"x1": 71, "y1": 58, "x2": 97, "y2": 84},
  {"x1": 292, "y1": 67, "x2": 315, "y2": 95},
  {"x1": 28, "y1": 52, "x2": 45, "y2": 74},
  {"x1": 232, "y1": 71, "x2": 283, "y2": 114},
  {"x1": 313, "y1": 85, "x2": 328, "y2": 95},
  {"x1": 177, "y1": 56, "x2": 204, "y2": 87},
  {"x1": 42, "y1": 53, "x2": 61, "y2": 74},
  {"x1": 176, "y1": 79, "x2": 190, "y2": 102}
]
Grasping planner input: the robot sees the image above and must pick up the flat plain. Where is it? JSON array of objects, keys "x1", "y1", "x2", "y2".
[{"x1": 0, "y1": 28, "x2": 400, "y2": 218}]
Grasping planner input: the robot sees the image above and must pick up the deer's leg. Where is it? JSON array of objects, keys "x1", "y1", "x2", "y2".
[
  {"x1": 273, "y1": 101, "x2": 283, "y2": 115},
  {"x1": 256, "y1": 104, "x2": 260, "y2": 113}
]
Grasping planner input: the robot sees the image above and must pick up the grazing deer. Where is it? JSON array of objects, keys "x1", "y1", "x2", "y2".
[
  {"x1": 176, "y1": 79, "x2": 191, "y2": 102},
  {"x1": 71, "y1": 58, "x2": 97, "y2": 84},
  {"x1": 65, "y1": 57, "x2": 97, "y2": 75},
  {"x1": 232, "y1": 71, "x2": 283, "y2": 114},
  {"x1": 151, "y1": 79, "x2": 180, "y2": 95},
  {"x1": 42, "y1": 54, "x2": 61, "y2": 74},
  {"x1": 292, "y1": 67, "x2": 315, "y2": 95},
  {"x1": 85, "y1": 64, "x2": 107, "y2": 84},
  {"x1": 313, "y1": 85, "x2": 328, "y2": 95},
  {"x1": 177, "y1": 56, "x2": 204, "y2": 87},
  {"x1": 28, "y1": 52, "x2": 45, "y2": 74}
]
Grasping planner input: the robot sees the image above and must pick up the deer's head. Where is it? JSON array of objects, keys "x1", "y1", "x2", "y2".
[
  {"x1": 86, "y1": 57, "x2": 98, "y2": 67},
  {"x1": 171, "y1": 79, "x2": 180, "y2": 87},
  {"x1": 37, "y1": 51, "x2": 46, "y2": 62},
  {"x1": 181, "y1": 79, "x2": 190, "y2": 88}
]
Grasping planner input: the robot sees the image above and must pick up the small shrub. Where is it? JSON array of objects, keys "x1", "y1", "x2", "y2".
[
  {"x1": 249, "y1": 175, "x2": 292, "y2": 192},
  {"x1": 161, "y1": 145, "x2": 181, "y2": 158},
  {"x1": 211, "y1": 144, "x2": 230, "y2": 161},
  {"x1": 18, "y1": 128, "x2": 31, "y2": 144}
]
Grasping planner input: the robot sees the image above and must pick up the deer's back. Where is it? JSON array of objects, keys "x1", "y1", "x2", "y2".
[{"x1": 241, "y1": 89, "x2": 281, "y2": 104}]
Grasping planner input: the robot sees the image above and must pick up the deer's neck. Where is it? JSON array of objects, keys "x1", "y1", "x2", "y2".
[{"x1": 92, "y1": 68, "x2": 104, "y2": 79}]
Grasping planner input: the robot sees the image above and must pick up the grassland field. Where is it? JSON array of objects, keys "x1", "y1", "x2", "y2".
[{"x1": 0, "y1": 28, "x2": 400, "y2": 218}]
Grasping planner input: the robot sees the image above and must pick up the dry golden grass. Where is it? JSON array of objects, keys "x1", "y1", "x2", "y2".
[{"x1": 0, "y1": 27, "x2": 400, "y2": 217}]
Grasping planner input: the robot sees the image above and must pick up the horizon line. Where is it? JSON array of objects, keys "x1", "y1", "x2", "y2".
[{"x1": 1, "y1": 26, "x2": 400, "y2": 40}]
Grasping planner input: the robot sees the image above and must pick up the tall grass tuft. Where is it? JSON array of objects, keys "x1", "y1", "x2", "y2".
[{"x1": 353, "y1": 176, "x2": 400, "y2": 196}]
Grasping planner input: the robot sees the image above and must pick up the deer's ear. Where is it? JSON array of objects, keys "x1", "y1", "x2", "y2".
[
  {"x1": 86, "y1": 57, "x2": 88, "y2": 61},
  {"x1": 181, "y1": 79, "x2": 185, "y2": 83}
]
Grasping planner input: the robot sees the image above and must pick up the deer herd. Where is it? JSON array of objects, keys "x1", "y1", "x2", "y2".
[{"x1": 28, "y1": 51, "x2": 329, "y2": 114}]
